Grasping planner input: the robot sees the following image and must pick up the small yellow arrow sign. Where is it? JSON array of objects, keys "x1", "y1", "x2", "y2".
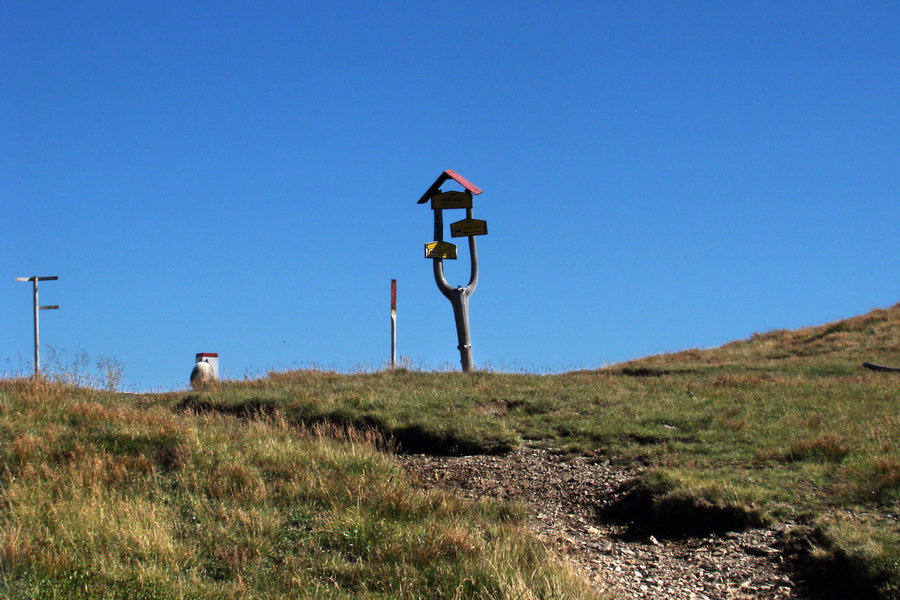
[
  {"x1": 424, "y1": 241, "x2": 458, "y2": 259},
  {"x1": 431, "y1": 191, "x2": 473, "y2": 210},
  {"x1": 450, "y1": 218, "x2": 488, "y2": 238}
]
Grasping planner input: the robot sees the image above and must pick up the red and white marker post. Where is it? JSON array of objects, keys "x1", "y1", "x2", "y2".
[{"x1": 390, "y1": 279, "x2": 397, "y2": 368}]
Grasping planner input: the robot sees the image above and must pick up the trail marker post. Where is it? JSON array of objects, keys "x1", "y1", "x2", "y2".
[
  {"x1": 390, "y1": 279, "x2": 397, "y2": 368},
  {"x1": 15, "y1": 276, "x2": 59, "y2": 378},
  {"x1": 417, "y1": 170, "x2": 486, "y2": 373}
]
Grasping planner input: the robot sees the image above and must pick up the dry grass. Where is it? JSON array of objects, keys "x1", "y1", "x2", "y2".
[
  {"x1": 210, "y1": 303, "x2": 898, "y2": 597},
  {"x1": 619, "y1": 302, "x2": 899, "y2": 372},
  {"x1": 0, "y1": 378, "x2": 602, "y2": 599},
  {"x1": 2, "y1": 303, "x2": 897, "y2": 598}
]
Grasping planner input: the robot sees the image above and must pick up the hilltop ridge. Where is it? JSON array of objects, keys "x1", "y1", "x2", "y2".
[{"x1": 613, "y1": 302, "x2": 899, "y2": 372}]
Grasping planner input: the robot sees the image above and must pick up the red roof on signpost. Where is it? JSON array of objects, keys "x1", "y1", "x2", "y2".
[{"x1": 416, "y1": 169, "x2": 483, "y2": 204}]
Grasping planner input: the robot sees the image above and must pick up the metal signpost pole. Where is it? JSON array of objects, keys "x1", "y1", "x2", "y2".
[
  {"x1": 418, "y1": 170, "x2": 486, "y2": 373},
  {"x1": 15, "y1": 276, "x2": 59, "y2": 378},
  {"x1": 390, "y1": 279, "x2": 397, "y2": 368},
  {"x1": 432, "y1": 209, "x2": 478, "y2": 372}
]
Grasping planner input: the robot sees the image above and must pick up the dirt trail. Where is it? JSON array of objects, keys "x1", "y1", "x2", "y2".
[{"x1": 400, "y1": 447, "x2": 808, "y2": 600}]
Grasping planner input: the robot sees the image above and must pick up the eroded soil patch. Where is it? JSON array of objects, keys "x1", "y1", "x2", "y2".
[
  {"x1": 600, "y1": 478, "x2": 767, "y2": 538},
  {"x1": 400, "y1": 447, "x2": 807, "y2": 600}
]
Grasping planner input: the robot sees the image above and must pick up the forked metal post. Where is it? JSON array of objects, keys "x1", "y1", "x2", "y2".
[{"x1": 418, "y1": 170, "x2": 486, "y2": 373}]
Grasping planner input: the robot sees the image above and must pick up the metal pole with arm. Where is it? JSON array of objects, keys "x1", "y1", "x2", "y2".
[{"x1": 15, "y1": 276, "x2": 59, "y2": 377}]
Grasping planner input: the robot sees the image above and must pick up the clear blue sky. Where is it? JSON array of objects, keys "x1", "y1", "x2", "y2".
[{"x1": 3, "y1": 2, "x2": 898, "y2": 391}]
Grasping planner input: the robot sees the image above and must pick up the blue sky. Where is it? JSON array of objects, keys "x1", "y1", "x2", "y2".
[{"x1": 2, "y1": 1, "x2": 898, "y2": 390}]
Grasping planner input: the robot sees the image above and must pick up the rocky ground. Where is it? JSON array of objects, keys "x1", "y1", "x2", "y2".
[{"x1": 400, "y1": 447, "x2": 811, "y2": 600}]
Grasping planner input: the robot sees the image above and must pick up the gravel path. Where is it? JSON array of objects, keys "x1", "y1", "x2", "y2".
[{"x1": 400, "y1": 447, "x2": 810, "y2": 600}]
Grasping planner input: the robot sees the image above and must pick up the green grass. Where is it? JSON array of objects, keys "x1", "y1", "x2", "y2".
[
  {"x1": 0, "y1": 379, "x2": 599, "y2": 599},
  {"x1": 2, "y1": 303, "x2": 898, "y2": 598},
  {"x1": 173, "y1": 303, "x2": 900, "y2": 597}
]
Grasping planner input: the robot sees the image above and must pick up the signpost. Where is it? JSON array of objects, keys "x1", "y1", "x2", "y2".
[
  {"x1": 418, "y1": 169, "x2": 487, "y2": 373},
  {"x1": 431, "y1": 191, "x2": 473, "y2": 210},
  {"x1": 390, "y1": 279, "x2": 397, "y2": 368},
  {"x1": 449, "y1": 218, "x2": 488, "y2": 238},
  {"x1": 424, "y1": 241, "x2": 458, "y2": 259},
  {"x1": 15, "y1": 276, "x2": 59, "y2": 378}
]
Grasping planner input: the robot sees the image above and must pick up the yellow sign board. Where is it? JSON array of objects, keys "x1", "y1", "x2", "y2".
[
  {"x1": 431, "y1": 191, "x2": 473, "y2": 210},
  {"x1": 450, "y1": 218, "x2": 488, "y2": 238},
  {"x1": 424, "y1": 241, "x2": 458, "y2": 259}
]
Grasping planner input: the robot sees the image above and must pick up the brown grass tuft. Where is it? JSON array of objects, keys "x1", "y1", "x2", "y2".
[{"x1": 785, "y1": 434, "x2": 852, "y2": 463}]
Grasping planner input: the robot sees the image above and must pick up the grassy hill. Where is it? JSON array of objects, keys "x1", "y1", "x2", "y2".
[
  {"x1": 1, "y1": 303, "x2": 898, "y2": 598},
  {"x1": 616, "y1": 302, "x2": 899, "y2": 373}
]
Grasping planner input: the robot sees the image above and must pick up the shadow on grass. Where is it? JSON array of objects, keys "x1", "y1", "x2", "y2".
[
  {"x1": 173, "y1": 395, "x2": 515, "y2": 456},
  {"x1": 780, "y1": 526, "x2": 893, "y2": 600},
  {"x1": 597, "y1": 477, "x2": 766, "y2": 538}
]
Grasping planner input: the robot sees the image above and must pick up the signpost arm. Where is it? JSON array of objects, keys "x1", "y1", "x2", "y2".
[
  {"x1": 464, "y1": 206, "x2": 479, "y2": 295},
  {"x1": 456, "y1": 224, "x2": 478, "y2": 371},
  {"x1": 433, "y1": 259, "x2": 455, "y2": 299},
  {"x1": 431, "y1": 207, "x2": 456, "y2": 299}
]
